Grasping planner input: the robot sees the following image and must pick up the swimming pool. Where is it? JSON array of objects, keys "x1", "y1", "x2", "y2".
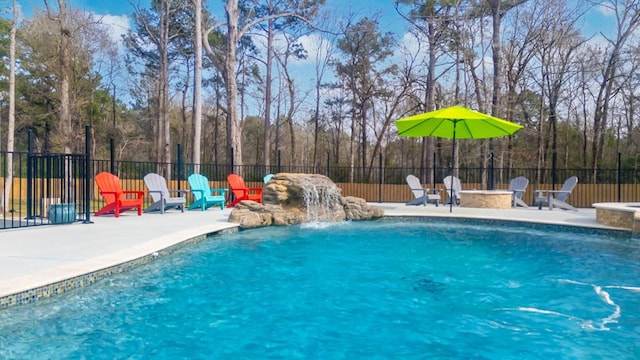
[{"x1": 1, "y1": 218, "x2": 639, "y2": 358}]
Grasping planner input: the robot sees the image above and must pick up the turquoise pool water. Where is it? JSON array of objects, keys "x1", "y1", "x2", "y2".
[{"x1": 1, "y1": 219, "x2": 640, "y2": 358}]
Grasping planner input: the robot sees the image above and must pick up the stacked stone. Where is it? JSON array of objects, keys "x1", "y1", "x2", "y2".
[{"x1": 228, "y1": 173, "x2": 384, "y2": 228}]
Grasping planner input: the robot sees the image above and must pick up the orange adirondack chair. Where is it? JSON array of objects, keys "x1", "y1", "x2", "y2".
[
  {"x1": 94, "y1": 172, "x2": 145, "y2": 217},
  {"x1": 227, "y1": 174, "x2": 263, "y2": 207}
]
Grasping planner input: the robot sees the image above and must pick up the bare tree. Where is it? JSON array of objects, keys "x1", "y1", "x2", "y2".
[
  {"x1": 273, "y1": 32, "x2": 311, "y2": 166},
  {"x1": 334, "y1": 17, "x2": 395, "y2": 181},
  {"x1": 203, "y1": 0, "x2": 323, "y2": 171},
  {"x1": 127, "y1": 0, "x2": 188, "y2": 177},
  {"x1": 591, "y1": 0, "x2": 640, "y2": 175},
  {"x1": 310, "y1": 12, "x2": 336, "y2": 169},
  {"x1": 535, "y1": 0, "x2": 585, "y2": 172},
  {"x1": 44, "y1": 0, "x2": 72, "y2": 154},
  {"x1": 396, "y1": 0, "x2": 457, "y2": 184}
]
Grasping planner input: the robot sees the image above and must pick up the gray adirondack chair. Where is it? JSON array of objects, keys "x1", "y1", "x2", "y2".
[
  {"x1": 443, "y1": 175, "x2": 462, "y2": 206},
  {"x1": 534, "y1": 176, "x2": 578, "y2": 210},
  {"x1": 508, "y1": 176, "x2": 529, "y2": 208},
  {"x1": 406, "y1": 175, "x2": 440, "y2": 206},
  {"x1": 143, "y1": 173, "x2": 187, "y2": 214}
]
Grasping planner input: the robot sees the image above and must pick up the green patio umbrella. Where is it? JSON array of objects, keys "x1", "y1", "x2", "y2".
[{"x1": 395, "y1": 105, "x2": 523, "y2": 212}]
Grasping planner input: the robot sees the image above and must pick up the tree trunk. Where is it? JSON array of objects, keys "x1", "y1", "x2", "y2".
[
  {"x1": 160, "y1": 0, "x2": 171, "y2": 179},
  {"x1": 182, "y1": 62, "x2": 190, "y2": 165},
  {"x1": 264, "y1": 14, "x2": 274, "y2": 171},
  {"x1": 1, "y1": 0, "x2": 17, "y2": 211},
  {"x1": 286, "y1": 76, "x2": 296, "y2": 166},
  {"x1": 348, "y1": 102, "x2": 357, "y2": 183},
  {"x1": 192, "y1": 0, "x2": 203, "y2": 173},
  {"x1": 424, "y1": 21, "x2": 437, "y2": 184},
  {"x1": 58, "y1": 0, "x2": 71, "y2": 155},
  {"x1": 225, "y1": 0, "x2": 243, "y2": 170}
]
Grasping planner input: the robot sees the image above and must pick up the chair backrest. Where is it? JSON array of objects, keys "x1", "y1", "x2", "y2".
[
  {"x1": 508, "y1": 176, "x2": 529, "y2": 199},
  {"x1": 443, "y1": 175, "x2": 461, "y2": 198},
  {"x1": 95, "y1": 172, "x2": 123, "y2": 204},
  {"x1": 143, "y1": 173, "x2": 170, "y2": 203},
  {"x1": 227, "y1": 174, "x2": 248, "y2": 199},
  {"x1": 263, "y1": 174, "x2": 274, "y2": 183},
  {"x1": 188, "y1": 173, "x2": 211, "y2": 201},
  {"x1": 406, "y1": 175, "x2": 424, "y2": 199},
  {"x1": 557, "y1": 176, "x2": 578, "y2": 201}
]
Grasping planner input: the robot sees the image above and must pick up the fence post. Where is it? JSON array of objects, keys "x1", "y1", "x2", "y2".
[
  {"x1": 432, "y1": 152, "x2": 436, "y2": 188},
  {"x1": 618, "y1": 152, "x2": 622, "y2": 202},
  {"x1": 230, "y1": 147, "x2": 234, "y2": 175},
  {"x1": 552, "y1": 152, "x2": 557, "y2": 190},
  {"x1": 177, "y1": 144, "x2": 182, "y2": 190},
  {"x1": 109, "y1": 138, "x2": 115, "y2": 175},
  {"x1": 488, "y1": 152, "x2": 494, "y2": 190},
  {"x1": 378, "y1": 152, "x2": 383, "y2": 203},
  {"x1": 277, "y1": 150, "x2": 281, "y2": 173},
  {"x1": 84, "y1": 125, "x2": 93, "y2": 224},
  {"x1": 26, "y1": 129, "x2": 34, "y2": 219}
]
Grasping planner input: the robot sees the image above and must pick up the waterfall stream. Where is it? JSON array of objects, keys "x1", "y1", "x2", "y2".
[{"x1": 300, "y1": 178, "x2": 341, "y2": 222}]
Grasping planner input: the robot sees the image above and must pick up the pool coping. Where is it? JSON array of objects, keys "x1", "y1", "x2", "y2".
[
  {"x1": 0, "y1": 222, "x2": 239, "y2": 309},
  {"x1": 0, "y1": 204, "x2": 634, "y2": 310}
]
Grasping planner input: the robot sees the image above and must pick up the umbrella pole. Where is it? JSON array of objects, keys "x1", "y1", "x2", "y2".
[{"x1": 450, "y1": 123, "x2": 456, "y2": 213}]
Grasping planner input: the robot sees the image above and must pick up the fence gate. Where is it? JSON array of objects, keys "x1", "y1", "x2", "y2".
[
  {"x1": 0, "y1": 153, "x2": 89, "y2": 230},
  {"x1": 28, "y1": 153, "x2": 88, "y2": 224}
]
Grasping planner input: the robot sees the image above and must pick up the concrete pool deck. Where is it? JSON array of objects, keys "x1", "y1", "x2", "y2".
[{"x1": 0, "y1": 204, "x2": 629, "y2": 309}]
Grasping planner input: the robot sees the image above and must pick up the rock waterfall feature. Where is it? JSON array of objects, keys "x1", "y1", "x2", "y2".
[{"x1": 228, "y1": 173, "x2": 384, "y2": 228}]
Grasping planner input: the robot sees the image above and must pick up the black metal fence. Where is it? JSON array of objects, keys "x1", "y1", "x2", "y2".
[{"x1": 1, "y1": 127, "x2": 639, "y2": 230}]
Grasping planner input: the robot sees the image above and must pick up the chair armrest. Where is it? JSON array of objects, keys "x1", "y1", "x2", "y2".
[
  {"x1": 235, "y1": 188, "x2": 261, "y2": 198},
  {"x1": 122, "y1": 190, "x2": 145, "y2": 199},
  {"x1": 147, "y1": 190, "x2": 164, "y2": 200},
  {"x1": 409, "y1": 187, "x2": 440, "y2": 195},
  {"x1": 191, "y1": 189, "x2": 206, "y2": 196},
  {"x1": 210, "y1": 188, "x2": 227, "y2": 196},
  {"x1": 535, "y1": 189, "x2": 568, "y2": 196}
]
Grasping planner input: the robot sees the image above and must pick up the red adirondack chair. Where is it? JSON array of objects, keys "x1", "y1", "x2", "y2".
[
  {"x1": 95, "y1": 172, "x2": 145, "y2": 217},
  {"x1": 227, "y1": 174, "x2": 263, "y2": 207}
]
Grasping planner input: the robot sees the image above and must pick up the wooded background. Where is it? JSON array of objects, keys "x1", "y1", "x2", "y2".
[{"x1": 1, "y1": 0, "x2": 639, "y2": 188}]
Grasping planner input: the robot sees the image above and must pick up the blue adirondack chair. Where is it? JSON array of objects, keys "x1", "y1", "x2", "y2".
[{"x1": 187, "y1": 174, "x2": 227, "y2": 211}]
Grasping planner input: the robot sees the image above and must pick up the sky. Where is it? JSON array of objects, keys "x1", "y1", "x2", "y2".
[
  {"x1": 14, "y1": 0, "x2": 615, "y2": 72},
  {"x1": 16, "y1": 0, "x2": 414, "y2": 49},
  {"x1": 13, "y1": 0, "x2": 404, "y2": 101}
]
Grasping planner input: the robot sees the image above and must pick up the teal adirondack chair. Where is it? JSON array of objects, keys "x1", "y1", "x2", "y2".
[{"x1": 187, "y1": 174, "x2": 227, "y2": 211}]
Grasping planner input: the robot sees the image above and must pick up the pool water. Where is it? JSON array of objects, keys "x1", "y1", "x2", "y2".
[{"x1": 1, "y1": 219, "x2": 640, "y2": 358}]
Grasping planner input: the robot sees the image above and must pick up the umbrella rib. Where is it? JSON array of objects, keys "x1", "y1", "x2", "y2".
[
  {"x1": 398, "y1": 119, "x2": 427, "y2": 136},
  {"x1": 483, "y1": 120, "x2": 516, "y2": 135},
  {"x1": 399, "y1": 118, "x2": 446, "y2": 137},
  {"x1": 458, "y1": 119, "x2": 472, "y2": 138}
]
